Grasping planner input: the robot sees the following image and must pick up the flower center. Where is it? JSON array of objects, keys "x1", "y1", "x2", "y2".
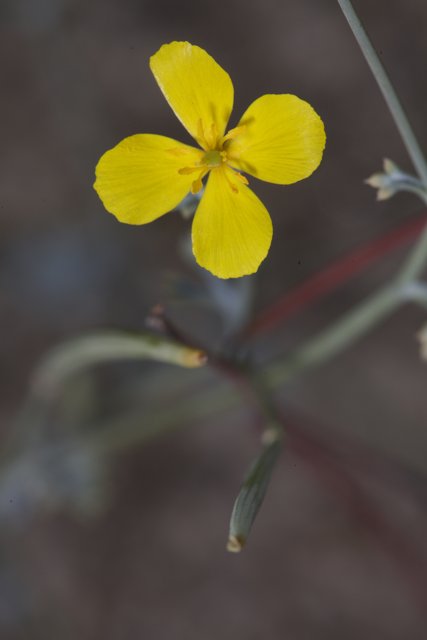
[
  {"x1": 202, "y1": 149, "x2": 224, "y2": 168},
  {"x1": 172, "y1": 122, "x2": 248, "y2": 195}
]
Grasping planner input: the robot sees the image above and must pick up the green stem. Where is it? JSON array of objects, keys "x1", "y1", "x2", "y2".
[
  {"x1": 337, "y1": 0, "x2": 427, "y2": 186},
  {"x1": 266, "y1": 284, "x2": 399, "y2": 387},
  {"x1": 396, "y1": 222, "x2": 427, "y2": 285}
]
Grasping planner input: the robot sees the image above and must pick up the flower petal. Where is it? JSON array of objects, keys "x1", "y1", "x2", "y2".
[
  {"x1": 150, "y1": 42, "x2": 234, "y2": 149},
  {"x1": 94, "y1": 134, "x2": 203, "y2": 224},
  {"x1": 192, "y1": 166, "x2": 273, "y2": 279},
  {"x1": 226, "y1": 94, "x2": 326, "y2": 184}
]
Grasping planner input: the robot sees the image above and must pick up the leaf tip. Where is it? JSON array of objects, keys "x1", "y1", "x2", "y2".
[
  {"x1": 226, "y1": 534, "x2": 245, "y2": 553},
  {"x1": 184, "y1": 349, "x2": 208, "y2": 367}
]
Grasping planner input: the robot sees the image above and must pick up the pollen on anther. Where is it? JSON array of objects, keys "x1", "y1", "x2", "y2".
[
  {"x1": 178, "y1": 166, "x2": 199, "y2": 175},
  {"x1": 190, "y1": 168, "x2": 208, "y2": 194},
  {"x1": 235, "y1": 172, "x2": 249, "y2": 186},
  {"x1": 191, "y1": 179, "x2": 203, "y2": 194}
]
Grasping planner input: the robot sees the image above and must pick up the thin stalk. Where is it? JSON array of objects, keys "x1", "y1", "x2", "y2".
[
  {"x1": 396, "y1": 221, "x2": 427, "y2": 285},
  {"x1": 337, "y1": 0, "x2": 427, "y2": 186},
  {"x1": 266, "y1": 284, "x2": 400, "y2": 387}
]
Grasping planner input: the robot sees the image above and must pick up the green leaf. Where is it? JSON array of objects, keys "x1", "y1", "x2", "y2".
[
  {"x1": 32, "y1": 331, "x2": 206, "y2": 399},
  {"x1": 227, "y1": 434, "x2": 282, "y2": 552}
]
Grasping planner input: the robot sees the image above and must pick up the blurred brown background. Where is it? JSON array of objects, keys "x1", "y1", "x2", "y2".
[{"x1": 1, "y1": 0, "x2": 427, "y2": 638}]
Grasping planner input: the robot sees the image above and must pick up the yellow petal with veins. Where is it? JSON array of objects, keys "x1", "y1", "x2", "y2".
[
  {"x1": 94, "y1": 134, "x2": 202, "y2": 224},
  {"x1": 226, "y1": 94, "x2": 326, "y2": 184},
  {"x1": 150, "y1": 42, "x2": 234, "y2": 149},
  {"x1": 192, "y1": 166, "x2": 273, "y2": 278}
]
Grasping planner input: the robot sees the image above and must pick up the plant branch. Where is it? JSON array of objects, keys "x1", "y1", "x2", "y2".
[
  {"x1": 396, "y1": 222, "x2": 427, "y2": 284},
  {"x1": 265, "y1": 283, "x2": 399, "y2": 387}
]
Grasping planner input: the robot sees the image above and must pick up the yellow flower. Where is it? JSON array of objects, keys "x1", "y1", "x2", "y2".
[{"x1": 94, "y1": 42, "x2": 326, "y2": 279}]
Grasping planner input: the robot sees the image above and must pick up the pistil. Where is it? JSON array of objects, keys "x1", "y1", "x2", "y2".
[{"x1": 202, "y1": 149, "x2": 224, "y2": 168}]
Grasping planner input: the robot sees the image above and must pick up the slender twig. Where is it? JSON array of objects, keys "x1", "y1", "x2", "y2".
[
  {"x1": 337, "y1": 0, "x2": 427, "y2": 186},
  {"x1": 397, "y1": 222, "x2": 427, "y2": 284},
  {"x1": 266, "y1": 284, "x2": 399, "y2": 387}
]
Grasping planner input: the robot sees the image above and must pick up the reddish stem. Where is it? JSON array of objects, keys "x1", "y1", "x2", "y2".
[{"x1": 246, "y1": 214, "x2": 427, "y2": 338}]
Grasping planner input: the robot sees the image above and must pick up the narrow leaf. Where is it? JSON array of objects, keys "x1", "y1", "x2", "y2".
[
  {"x1": 227, "y1": 435, "x2": 282, "y2": 553},
  {"x1": 32, "y1": 331, "x2": 206, "y2": 399}
]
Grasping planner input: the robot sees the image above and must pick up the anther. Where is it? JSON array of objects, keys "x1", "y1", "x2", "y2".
[
  {"x1": 178, "y1": 166, "x2": 201, "y2": 175},
  {"x1": 234, "y1": 172, "x2": 249, "y2": 186},
  {"x1": 221, "y1": 167, "x2": 249, "y2": 193},
  {"x1": 223, "y1": 170, "x2": 239, "y2": 194},
  {"x1": 191, "y1": 169, "x2": 208, "y2": 194}
]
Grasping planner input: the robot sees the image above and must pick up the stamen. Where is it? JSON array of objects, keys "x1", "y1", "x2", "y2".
[
  {"x1": 178, "y1": 166, "x2": 201, "y2": 175},
  {"x1": 191, "y1": 169, "x2": 208, "y2": 194},
  {"x1": 220, "y1": 166, "x2": 250, "y2": 193},
  {"x1": 234, "y1": 172, "x2": 249, "y2": 186},
  {"x1": 223, "y1": 169, "x2": 239, "y2": 194},
  {"x1": 221, "y1": 125, "x2": 246, "y2": 145},
  {"x1": 197, "y1": 119, "x2": 220, "y2": 150}
]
